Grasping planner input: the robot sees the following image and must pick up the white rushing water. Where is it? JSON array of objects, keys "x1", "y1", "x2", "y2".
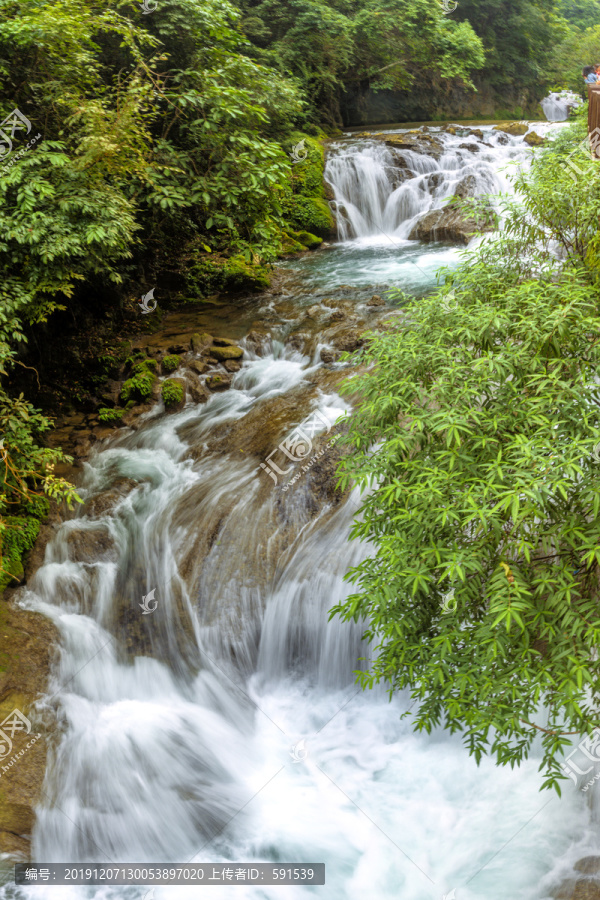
[
  {"x1": 541, "y1": 91, "x2": 582, "y2": 122},
  {"x1": 2, "y1": 123, "x2": 596, "y2": 900},
  {"x1": 324, "y1": 124, "x2": 533, "y2": 243}
]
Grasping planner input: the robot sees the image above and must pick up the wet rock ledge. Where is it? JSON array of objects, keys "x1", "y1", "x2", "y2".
[{"x1": 0, "y1": 573, "x2": 58, "y2": 858}]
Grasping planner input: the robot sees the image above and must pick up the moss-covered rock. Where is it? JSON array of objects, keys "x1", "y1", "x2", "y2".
[
  {"x1": 161, "y1": 354, "x2": 181, "y2": 374},
  {"x1": 279, "y1": 232, "x2": 305, "y2": 255},
  {"x1": 280, "y1": 134, "x2": 334, "y2": 240},
  {"x1": 211, "y1": 345, "x2": 243, "y2": 361},
  {"x1": 206, "y1": 373, "x2": 232, "y2": 392},
  {"x1": 186, "y1": 253, "x2": 271, "y2": 297},
  {"x1": 120, "y1": 369, "x2": 156, "y2": 403},
  {"x1": 284, "y1": 197, "x2": 335, "y2": 239},
  {"x1": 162, "y1": 378, "x2": 186, "y2": 410},
  {"x1": 288, "y1": 134, "x2": 327, "y2": 197},
  {"x1": 190, "y1": 332, "x2": 213, "y2": 353},
  {"x1": 494, "y1": 122, "x2": 528, "y2": 136},
  {"x1": 0, "y1": 517, "x2": 41, "y2": 593},
  {"x1": 524, "y1": 131, "x2": 546, "y2": 146},
  {"x1": 295, "y1": 230, "x2": 323, "y2": 249}
]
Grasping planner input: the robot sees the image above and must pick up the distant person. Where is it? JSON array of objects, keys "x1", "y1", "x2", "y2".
[{"x1": 583, "y1": 65, "x2": 598, "y2": 83}]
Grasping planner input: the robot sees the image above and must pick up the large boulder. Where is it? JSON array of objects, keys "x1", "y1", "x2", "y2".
[
  {"x1": 408, "y1": 204, "x2": 494, "y2": 245},
  {"x1": 66, "y1": 525, "x2": 118, "y2": 563},
  {"x1": 190, "y1": 332, "x2": 213, "y2": 353},
  {"x1": 409, "y1": 174, "x2": 494, "y2": 244},
  {"x1": 524, "y1": 131, "x2": 546, "y2": 146},
  {"x1": 185, "y1": 375, "x2": 209, "y2": 404},
  {"x1": 453, "y1": 174, "x2": 478, "y2": 200},
  {"x1": 206, "y1": 373, "x2": 233, "y2": 392}
]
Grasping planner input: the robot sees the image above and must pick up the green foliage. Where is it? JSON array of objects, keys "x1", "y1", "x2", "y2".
[
  {"x1": 455, "y1": 0, "x2": 567, "y2": 97},
  {"x1": 161, "y1": 379, "x2": 184, "y2": 407},
  {"x1": 0, "y1": 515, "x2": 39, "y2": 591},
  {"x1": 551, "y1": 24, "x2": 600, "y2": 92},
  {"x1": 332, "y1": 119, "x2": 600, "y2": 791},
  {"x1": 0, "y1": 392, "x2": 80, "y2": 593},
  {"x1": 558, "y1": 0, "x2": 600, "y2": 30},
  {"x1": 238, "y1": 0, "x2": 485, "y2": 124},
  {"x1": 161, "y1": 354, "x2": 181, "y2": 373},
  {"x1": 98, "y1": 407, "x2": 126, "y2": 423},
  {"x1": 120, "y1": 371, "x2": 155, "y2": 403}
]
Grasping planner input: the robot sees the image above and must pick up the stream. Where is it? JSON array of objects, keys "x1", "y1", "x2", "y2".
[{"x1": 2, "y1": 121, "x2": 595, "y2": 900}]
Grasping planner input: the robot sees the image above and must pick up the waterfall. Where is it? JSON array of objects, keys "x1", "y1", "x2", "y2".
[
  {"x1": 1, "y1": 124, "x2": 593, "y2": 900},
  {"x1": 324, "y1": 126, "x2": 535, "y2": 242},
  {"x1": 541, "y1": 91, "x2": 582, "y2": 122}
]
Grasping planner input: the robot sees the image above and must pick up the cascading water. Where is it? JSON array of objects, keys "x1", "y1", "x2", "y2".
[
  {"x1": 2, "y1": 122, "x2": 596, "y2": 900},
  {"x1": 324, "y1": 126, "x2": 531, "y2": 242},
  {"x1": 541, "y1": 91, "x2": 582, "y2": 122}
]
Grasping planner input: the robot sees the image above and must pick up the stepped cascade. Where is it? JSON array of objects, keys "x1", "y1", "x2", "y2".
[{"x1": 2, "y1": 122, "x2": 590, "y2": 900}]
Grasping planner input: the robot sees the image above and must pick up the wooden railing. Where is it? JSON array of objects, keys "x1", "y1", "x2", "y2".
[{"x1": 587, "y1": 84, "x2": 600, "y2": 155}]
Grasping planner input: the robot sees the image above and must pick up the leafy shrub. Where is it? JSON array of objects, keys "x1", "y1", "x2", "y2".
[
  {"x1": 161, "y1": 380, "x2": 184, "y2": 407},
  {"x1": 332, "y1": 117, "x2": 600, "y2": 792}
]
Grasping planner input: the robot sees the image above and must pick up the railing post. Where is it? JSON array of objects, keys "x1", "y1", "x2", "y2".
[{"x1": 587, "y1": 85, "x2": 600, "y2": 157}]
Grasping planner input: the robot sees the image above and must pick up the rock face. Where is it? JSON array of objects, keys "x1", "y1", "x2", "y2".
[
  {"x1": 376, "y1": 132, "x2": 444, "y2": 160},
  {"x1": 66, "y1": 525, "x2": 118, "y2": 563},
  {"x1": 0, "y1": 596, "x2": 58, "y2": 857},
  {"x1": 408, "y1": 206, "x2": 482, "y2": 244}
]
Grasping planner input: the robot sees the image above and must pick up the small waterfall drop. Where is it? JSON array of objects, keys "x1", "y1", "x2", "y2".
[{"x1": 541, "y1": 90, "x2": 582, "y2": 122}]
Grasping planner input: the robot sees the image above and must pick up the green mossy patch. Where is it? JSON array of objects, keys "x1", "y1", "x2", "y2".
[
  {"x1": 281, "y1": 134, "x2": 334, "y2": 239},
  {"x1": 162, "y1": 379, "x2": 184, "y2": 407},
  {"x1": 284, "y1": 196, "x2": 335, "y2": 238},
  {"x1": 0, "y1": 516, "x2": 41, "y2": 592},
  {"x1": 279, "y1": 232, "x2": 305, "y2": 255},
  {"x1": 120, "y1": 369, "x2": 156, "y2": 403},
  {"x1": 162, "y1": 354, "x2": 181, "y2": 373},
  {"x1": 185, "y1": 252, "x2": 271, "y2": 298},
  {"x1": 98, "y1": 407, "x2": 126, "y2": 423},
  {"x1": 132, "y1": 358, "x2": 158, "y2": 375},
  {"x1": 211, "y1": 345, "x2": 243, "y2": 361},
  {"x1": 295, "y1": 230, "x2": 322, "y2": 249},
  {"x1": 288, "y1": 133, "x2": 327, "y2": 198}
]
